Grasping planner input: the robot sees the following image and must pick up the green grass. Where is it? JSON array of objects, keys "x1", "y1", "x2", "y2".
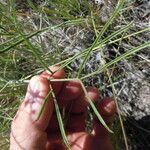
[{"x1": 0, "y1": 0, "x2": 150, "y2": 149}]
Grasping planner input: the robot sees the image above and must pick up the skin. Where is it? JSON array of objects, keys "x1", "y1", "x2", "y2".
[{"x1": 10, "y1": 65, "x2": 116, "y2": 150}]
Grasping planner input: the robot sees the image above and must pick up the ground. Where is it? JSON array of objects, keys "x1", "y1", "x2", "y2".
[{"x1": 0, "y1": 0, "x2": 150, "y2": 150}]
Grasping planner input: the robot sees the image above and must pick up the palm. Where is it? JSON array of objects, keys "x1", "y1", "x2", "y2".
[
  {"x1": 10, "y1": 66, "x2": 115, "y2": 150},
  {"x1": 44, "y1": 76, "x2": 114, "y2": 150}
]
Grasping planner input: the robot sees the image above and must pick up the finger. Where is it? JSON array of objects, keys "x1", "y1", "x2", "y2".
[
  {"x1": 92, "y1": 97, "x2": 116, "y2": 138},
  {"x1": 96, "y1": 97, "x2": 116, "y2": 117},
  {"x1": 46, "y1": 98, "x2": 116, "y2": 150},
  {"x1": 46, "y1": 80, "x2": 83, "y2": 133},
  {"x1": 17, "y1": 76, "x2": 53, "y2": 130},
  {"x1": 10, "y1": 76, "x2": 53, "y2": 149},
  {"x1": 67, "y1": 132, "x2": 114, "y2": 150},
  {"x1": 46, "y1": 114, "x2": 59, "y2": 133},
  {"x1": 67, "y1": 98, "x2": 116, "y2": 135},
  {"x1": 57, "y1": 87, "x2": 99, "y2": 133},
  {"x1": 64, "y1": 87, "x2": 99, "y2": 132},
  {"x1": 57, "y1": 80, "x2": 83, "y2": 107},
  {"x1": 47, "y1": 130, "x2": 114, "y2": 150},
  {"x1": 46, "y1": 113, "x2": 86, "y2": 134},
  {"x1": 67, "y1": 132, "x2": 93, "y2": 150},
  {"x1": 70, "y1": 87, "x2": 100, "y2": 114},
  {"x1": 41, "y1": 65, "x2": 65, "y2": 95},
  {"x1": 66, "y1": 114, "x2": 86, "y2": 132},
  {"x1": 46, "y1": 132, "x2": 92, "y2": 150}
]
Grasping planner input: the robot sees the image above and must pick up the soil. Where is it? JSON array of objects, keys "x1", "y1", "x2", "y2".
[{"x1": 1, "y1": 0, "x2": 150, "y2": 149}]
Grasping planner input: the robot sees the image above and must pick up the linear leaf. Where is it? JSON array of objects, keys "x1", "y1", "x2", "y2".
[
  {"x1": 81, "y1": 41, "x2": 150, "y2": 79},
  {"x1": 77, "y1": 0, "x2": 124, "y2": 77}
]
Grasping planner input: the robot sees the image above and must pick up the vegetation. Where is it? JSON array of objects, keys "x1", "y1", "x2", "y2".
[{"x1": 0, "y1": 0, "x2": 149, "y2": 149}]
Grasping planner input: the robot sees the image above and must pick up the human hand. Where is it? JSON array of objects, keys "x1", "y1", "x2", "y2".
[{"x1": 10, "y1": 66, "x2": 116, "y2": 150}]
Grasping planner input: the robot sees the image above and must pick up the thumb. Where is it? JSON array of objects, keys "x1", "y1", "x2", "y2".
[{"x1": 10, "y1": 76, "x2": 53, "y2": 150}]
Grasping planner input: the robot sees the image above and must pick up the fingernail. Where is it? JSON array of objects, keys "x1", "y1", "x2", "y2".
[
  {"x1": 104, "y1": 101, "x2": 116, "y2": 114},
  {"x1": 24, "y1": 76, "x2": 49, "y2": 121}
]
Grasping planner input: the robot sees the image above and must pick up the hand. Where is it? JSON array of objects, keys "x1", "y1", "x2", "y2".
[{"x1": 10, "y1": 66, "x2": 116, "y2": 150}]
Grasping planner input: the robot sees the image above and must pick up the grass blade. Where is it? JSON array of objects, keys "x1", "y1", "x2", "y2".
[
  {"x1": 77, "y1": 0, "x2": 124, "y2": 78},
  {"x1": 79, "y1": 80, "x2": 113, "y2": 133},
  {"x1": 108, "y1": 27, "x2": 150, "y2": 45},
  {"x1": 81, "y1": 41, "x2": 150, "y2": 79},
  {"x1": 18, "y1": 31, "x2": 54, "y2": 74},
  {"x1": 35, "y1": 91, "x2": 52, "y2": 121},
  {"x1": 56, "y1": 21, "x2": 132, "y2": 72},
  {"x1": 35, "y1": 83, "x2": 71, "y2": 149},
  {"x1": 0, "y1": 19, "x2": 85, "y2": 54},
  {"x1": 50, "y1": 84, "x2": 71, "y2": 150},
  {"x1": 50, "y1": 78, "x2": 113, "y2": 133}
]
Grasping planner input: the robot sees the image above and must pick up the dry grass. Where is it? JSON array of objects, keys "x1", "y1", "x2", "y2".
[{"x1": 0, "y1": 0, "x2": 150, "y2": 149}]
